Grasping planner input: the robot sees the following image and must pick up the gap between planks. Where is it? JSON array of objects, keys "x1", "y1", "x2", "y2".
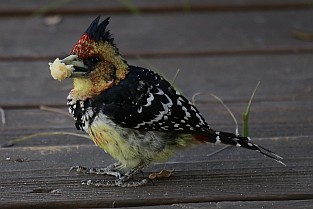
[
  {"x1": 1, "y1": 47, "x2": 313, "y2": 62},
  {"x1": 0, "y1": 1, "x2": 313, "y2": 17}
]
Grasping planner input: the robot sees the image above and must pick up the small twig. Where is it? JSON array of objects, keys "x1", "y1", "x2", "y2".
[
  {"x1": 2, "y1": 132, "x2": 89, "y2": 147},
  {"x1": 40, "y1": 105, "x2": 70, "y2": 117},
  {"x1": 192, "y1": 92, "x2": 239, "y2": 135},
  {"x1": 0, "y1": 107, "x2": 5, "y2": 125}
]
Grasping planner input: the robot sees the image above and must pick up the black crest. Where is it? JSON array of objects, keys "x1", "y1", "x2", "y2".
[{"x1": 85, "y1": 16, "x2": 114, "y2": 45}]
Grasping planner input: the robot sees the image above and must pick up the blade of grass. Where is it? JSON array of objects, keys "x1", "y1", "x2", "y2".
[
  {"x1": 242, "y1": 81, "x2": 260, "y2": 137},
  {"x1": 192, "y1": 92, "x2": 238, "y2": 157},
  {"x1": 171, "y1": 68, "x2": 180, "y2": 85},
  {"x1": 182, "y1": 0, "x2": 191, "y2": 12},
  {"x1": 40, "y1": 105, "x2": 70, "y2": 117},
  {"x1": 192, "y1": 92, "x2": 239, "y2": 135}
]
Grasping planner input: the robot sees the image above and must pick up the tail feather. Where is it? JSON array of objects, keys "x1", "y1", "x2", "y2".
[
  {"x1": 194, "y1": 130, "x2": 285, "y2": 166},
  {"x1": 256, "y1": 145, "x2": 285, "y2": 166}
]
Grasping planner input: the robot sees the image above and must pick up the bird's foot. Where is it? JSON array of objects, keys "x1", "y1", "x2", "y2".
[
  {"x1": 82, "y1": 178, "x2": 148, "y2": 187},
  {"x1": 69, "y1": 162, "x2": 122, "y2": 178},
  {"x1": 80, "y1": 163, "x2": 148, "y2": 187}
]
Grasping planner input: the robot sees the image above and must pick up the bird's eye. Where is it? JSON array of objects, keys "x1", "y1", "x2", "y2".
[{"x1": 89, "y1": 56, "x2": 101, "y2": 65}]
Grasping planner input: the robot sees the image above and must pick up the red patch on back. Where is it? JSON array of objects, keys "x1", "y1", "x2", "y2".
[{"x1": 71, "y1": 34, "x2": 95, "y2": 59}]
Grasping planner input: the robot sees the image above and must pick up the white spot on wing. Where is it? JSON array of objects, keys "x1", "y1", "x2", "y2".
[
  {"x1": 178, "y1": 97, "x2": 184, "y2": 102},
  {"x1": 144, "y1": 93, "x2": 154, "y2": 107},
  {"x1": 155, "y1": 88, "x2": 164, "y2": 95},
  {"x1": 216, "y1": 136, "x2": 221, "y2": 143},
  {"x1": 182, "y1": 106, "x2": 191, "y2": 118},
  {"x1": 196, "y1": 113, "x2": 205, "y2": 125},
  {"x1": 134, "y1": 93, "x2": 173, "y2": 128}
]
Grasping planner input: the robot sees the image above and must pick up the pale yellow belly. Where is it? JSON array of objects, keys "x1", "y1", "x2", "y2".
[{"x1": 87, "y1": 114, "x2": 194, "y2": 170}]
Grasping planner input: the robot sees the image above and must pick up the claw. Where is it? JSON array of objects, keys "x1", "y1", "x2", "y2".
[
  {"x1": 75, "y1": 163, "x2": 147, "y2": 187},
  {"x1": 69, "y1": 165, "x2": 84, "y2": 173}
]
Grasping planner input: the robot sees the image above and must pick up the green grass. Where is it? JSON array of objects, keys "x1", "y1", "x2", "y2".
[{"x1": 243, "y1": 81, "x2": 260, "y2": 137}]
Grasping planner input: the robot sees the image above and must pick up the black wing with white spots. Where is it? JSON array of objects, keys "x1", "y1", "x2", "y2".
[
  {"x1": 90, "y1": 66, "x2": 209, "y2": 132},
  {"x1": 72, "y1": 66, "x2": 285, "y2": 165}
]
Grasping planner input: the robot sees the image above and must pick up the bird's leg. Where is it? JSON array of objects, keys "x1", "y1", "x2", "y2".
[
  {"x1": 81, "y1": 164, "x2": 149, "y2": 187},
  {"x1": 70, "y1": 162, "x2": 122, "y2": 178}
]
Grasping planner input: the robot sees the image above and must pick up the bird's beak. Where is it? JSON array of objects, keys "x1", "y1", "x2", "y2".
[{"x1": 61, "y1": 55, "x2": 88, "y2": 77}]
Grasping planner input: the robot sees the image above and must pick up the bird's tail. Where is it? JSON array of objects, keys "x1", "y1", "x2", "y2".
[{"x1": 194, "y1": 130, "x2": 285, "y2": 166}]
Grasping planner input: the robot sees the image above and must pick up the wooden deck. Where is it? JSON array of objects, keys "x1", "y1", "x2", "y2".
[{"x1": 1, "y1": 0, "x2": 313, "y2": 208}]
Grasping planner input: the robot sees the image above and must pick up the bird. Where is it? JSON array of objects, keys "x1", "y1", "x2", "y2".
[{"x1": 50, "y1": 16, "x2": 284, "y2": 187}]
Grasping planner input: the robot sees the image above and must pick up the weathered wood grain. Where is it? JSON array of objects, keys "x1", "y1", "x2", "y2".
[
  {"x1": 0, "y1": 136, "x2": 312, "y2": 208},
  {"x1": 0, "y1": 166, "x2": 311, "y2": 209},
  {"x1": 119, "y1": 199, "x2": 313, "y2": 209},
  {"x1": 1, "y1": 0, "x2": 312, "y2": 16},
  {"x1": 1, "y1": 99, "x2": 312, "y2": 146},
  {"x1": 1, "y1": 11, "x2": 313, "y2": 58},
  {"x1": 217, "y1": 199, "x2": 313, "y2": 209},
  {"x1": 1, "y1": 54, "x2": 313, "y2": 106},
  {"x1": 0, "y1": 1, "x2": 312, "y2": 208},
  {"x1": 1, "y1": 136, "x2": 312, "y2": 171},
  {"x1": 130, "y1": 55, "x2": 313, "y2": 102}
]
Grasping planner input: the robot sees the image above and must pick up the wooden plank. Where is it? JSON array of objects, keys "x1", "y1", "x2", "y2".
[
  {"x1": 131, "y1": 55, "x2": 313, "y2": 102},
  {"x1": 1, "y1": 54, "x2": 312, "y2": 106},
  {"x1": 3, "y1": 101, "x2": 313, "y2": 129},
  {"x1": 1, "y1": 99, "x2": 312, "y2": 144},
  {"x1": 0, "y1": 3, "x2": 311, "y2": 209},
  {"x1": 1, "y1": 11, "x2": 313, "y2": 58},
  {"x1": 0, "y1": 136, "x2": 312, "y2": 208},
  {"x1": 118, "y1": 202, "x2": 217, "y2": 209},
  {"x1": 0, "y1": 60, "x2": 72, "y2": 106},
  {"x1": 0, "y1": 166, "x2": 311, "y2": 208},
  {"x1": 1, "y1": 0, "x2": 312, "y2": 16},
  {"x1": 1, "y1": 136, "x2": 312, "y2": 171},
  {"x1": 115, "y1": 199, "x2": 313, "y2": 209},
  {"x1": 110, "y1": 202, "x2": 216, "y2": 209},
  {"x1": 2, "y1": 121, "x2": 313, "y2": 148},
  {"x1": 2, "y1": 107, "x2": 72, "y2": 130},
  {"x1": 218, "y1": 199, "x2": 313, "y2": 209}
]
